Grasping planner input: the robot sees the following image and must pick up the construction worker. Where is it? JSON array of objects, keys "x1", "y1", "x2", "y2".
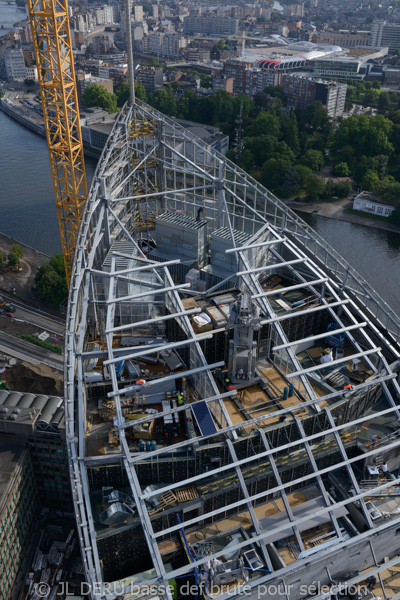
[
  {"x1": 177, "y1": 394, "x2": 184, "y2": 406},
  {"x1": 196, "y1": 206, "x2": 205, "y2": 221},
  {"x1": 370, "y1": 434, "x2": 381, "y2": 448},
  {"x1": 366, "y1": 575, "x2": 377, "y2": 590},
  {"x1": 320, "y1": 349, "x2": 333, "y2": 364}
]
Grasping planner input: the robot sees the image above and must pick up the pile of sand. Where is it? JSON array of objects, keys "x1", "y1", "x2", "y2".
[{"x1": 4, "y1": 361, "x2": 63, "y2": 396}]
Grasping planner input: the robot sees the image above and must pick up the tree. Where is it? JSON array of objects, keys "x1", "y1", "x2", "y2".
[
  {"x1": 294, "y1": 164, "x2": 313, "y2": 187},
  {"x1": 177, "y1": 90, "x2": 200, "y2": 121},
  {"x1": 148, "y1": 87, "x2": 177, "y2": 116},
  {"x1": 7, "y1": 244, "x2": 23, "y2": 269},
  {"x1": 361, "y1": 170, "x2": 380, "y2": 190},
  {"x1": 35, "y1": 254, "x2": 68, "y2": 307},
  {"x1": 333, "y1": 181, "x2": 352, "y2": 198},
  {"x1": 263, "y1": 85, "x2": 287, "y2": 104},
  {"x1": 281, "y1": 112, "x2": 300, "y2": 155},
  {"x1": 11, "y1": 244, "x2": 23, "y2": 260},
  {"x1": 200, "y1": 74, "x2": 211, "y2": 89},
  {"x1": 305, "y1": 174, "x2": 325, "y2": 201},
  {"x1": 378, "y1": 91, "x2": 390, "y2": 112},
  {"x1": 333, "y1": 162, "x2": 350, "y2": 177},
  {"x1": 332, "y1": 115, "x2": 393, "y2": 158},
  {"x1": 82, "y1": 84, "x2": 118, "y2": 113},
  {"x1": 389, "y1": 205, "x2": 400, "y2": 225},
  {"x1": 253, "y1": 92, "x2": 271, "y2": 111},
  {"x1": 280, "y1": 167, "x2": 301, "y2": 197},
  {"x1": 8, "y1": 251, "x2": 20, "y2": 269},
  {"x1": 338, "y1": 144, "x2": 356, "y2": 164},
  {"x1": 372, "y1": 180, "x2": 400, "y2": 206},
  {"x1": 261, "y1": 157, "x2": 291, "y2": 190},
  {"x1": 244, "y1": 111, "x2": 280, "y2": 139},
  {"x1": 24, "y1": 78, "x2": 35, "y2": 87},
  {"x1": 115, "y1": 82, "x2": 146, "y2": 107},
  {"x1": 301, "y1": 149, "x2": 324, "y2": 171},
  {"x1": 0, "y1": 253, "x2": 5, "y2": 270},
  {"x1": 244, "y1": 135, "x2": 277, "y2": 167},
  {"x1": 237, "y1": 149, "x2": 254, "y2": 172},
  {"x1": 298, "y1": 101, "x2": 330, "y2": 133}
]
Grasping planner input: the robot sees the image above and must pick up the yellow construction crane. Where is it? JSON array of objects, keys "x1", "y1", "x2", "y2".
[{"x1": 27, "y1": 0, "x2": 87, "y2": 284}]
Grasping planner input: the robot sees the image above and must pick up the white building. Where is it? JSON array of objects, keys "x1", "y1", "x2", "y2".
[
  {"x1": 4, "y1": 48, "x2": 27, "y2": 82},
  {"x1": 75, "y1": 14, "x2": 88, "y2": 32},
  {"x1": 371, "y1": 21, "x2": 400, "y2": 51},
  {"x1": 25, "y1": 65, "x2": 38, "y2": 81},
  {"x1": 353, "y1": 191, "x2": 395, "y2": 217},
  {"x1": 95, "y1": 5, "x2": 114, "y2": 25},
  {"x1": 134, "y1": 5, "x2": 143, "y2": 21},
  {"x1": 149, "y1": 32, "x2": 163, "y2": 56},
  {"x1": 161, "y1": 33, "x2": 186, "y2": 59}
]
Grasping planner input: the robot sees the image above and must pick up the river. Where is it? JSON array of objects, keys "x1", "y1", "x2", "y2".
[
  {"x1": 0, "y1": 109, "x2": 399, "y2": 314},
  {"x1": 0, "y1": 1, "x2": 26, "y2": 37},
  {"x1": 0, "y1": 110, "x2": 97, "y2": 255}
]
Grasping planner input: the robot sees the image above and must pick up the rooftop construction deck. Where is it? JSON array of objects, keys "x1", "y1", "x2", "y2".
[{"x1": 65, "y1": 102, "x2": 400, "y2": 600}]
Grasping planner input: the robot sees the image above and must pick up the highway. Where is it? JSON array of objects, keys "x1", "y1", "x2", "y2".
[
  {"x1": 0, "y1": 292, "x2": 65, "y2": 335},
  {"x1": 0, "y1": 330, "x2": 64, "y2": 371}
]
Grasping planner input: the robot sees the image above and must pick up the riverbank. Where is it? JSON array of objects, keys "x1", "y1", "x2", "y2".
[
  {"x1": 286, "y1": 197, "x2": 400, "y2": 235},
  {"x1": 0, "y1": 230, "x2": 53, "y2": 309},
  {"x1": 0, "y1": 97, "x2": 102, "y2": 160}
]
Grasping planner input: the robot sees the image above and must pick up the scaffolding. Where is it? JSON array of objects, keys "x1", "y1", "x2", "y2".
[{"x1": 65, "y1": 101, "x2": 400, "y2": 600}]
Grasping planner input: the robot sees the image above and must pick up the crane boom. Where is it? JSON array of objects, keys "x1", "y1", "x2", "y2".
[{"x1": 27, "y1": 0, "x2": 87, "y2": 284}]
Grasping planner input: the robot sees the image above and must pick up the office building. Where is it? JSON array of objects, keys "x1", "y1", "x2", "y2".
[
  {"x1": 183, "y1": 16, "x2": 239, "y2": 36},
  {"x1": 134, "y1": 5, "x2": 143, "y2": 22},
  {"x1": 95, "y1": 5, "x2": 114, "y2": 25},
  {"x1": 317, "y1": 30, "x2": 372, "y2": 48},
  {"x1": 136, "y1": 65, "x2": 163, "y2": 94},
  {"x1": 0, "y1": 391, "x2": 70, "y2": 511},
  {"x1": 0, "y1": 440, "x2": 40, "y2": 600},
  {"x1": 161, "y1": 33, "x2": 187, "y2": 59},
  {"x1": 244, "y1": 68, "x2": 281, "y2": 97},
  {"x1": 4, "y1": 47, "x2": 27, "y2": 82},
  {"x1": 281, "y1": 74, "x2": 347, "y2": 116},
  {"x1": 371, "y1": 21, "x2": 400, "y2": 51},
  {"x1": 222, "y1": 58, "x2": 256, "y2": 95}
]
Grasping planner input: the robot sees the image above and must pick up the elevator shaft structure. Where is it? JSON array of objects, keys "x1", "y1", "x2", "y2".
[
  {"x1": 27, "y1": 0, "x2": 87, "y2": 283},
  {"x1": 227, "y1": 293, "x2": 261, "y2": 384}
]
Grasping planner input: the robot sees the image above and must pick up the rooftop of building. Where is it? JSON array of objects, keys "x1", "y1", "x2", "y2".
[
  {"x1": 354, "y1": 190, "x2": 395, "y2": 208},
  {"x1": 0, "y1": 390, "x2": 64, "y2": 435}
]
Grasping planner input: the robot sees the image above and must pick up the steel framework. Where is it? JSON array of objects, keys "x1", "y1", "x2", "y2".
[
  {"x1": 27, "y1": 0, "x2": 87, "y2": 282},
  {"x1": 65, "y1": 101, "x2": 400, "y2": 600}
]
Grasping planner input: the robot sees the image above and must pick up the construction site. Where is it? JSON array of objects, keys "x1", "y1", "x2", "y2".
[
  {"x1": 14, "y1": 0, "x2": 400, "y2": 599},
  {"x1": 58, "y1": 100, "x2": 400, "y2": 600}
]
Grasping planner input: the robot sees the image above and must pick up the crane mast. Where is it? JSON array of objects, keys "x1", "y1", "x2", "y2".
[{"x1": 27, "y1": 0, "x2": 87, "y2": 284}]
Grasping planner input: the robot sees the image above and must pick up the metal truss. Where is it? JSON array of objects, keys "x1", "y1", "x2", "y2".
[{"x1": 65, "y1": 101, "x2": 400, "y2": 600}]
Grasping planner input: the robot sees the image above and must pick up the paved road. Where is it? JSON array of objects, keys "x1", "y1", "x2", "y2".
[
  {"x1": 0, "y1": 291, "x2": 65, "y2": 334},
  {"x1": 0, "y1": 330, "x2": 64, "y2": 371}
]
